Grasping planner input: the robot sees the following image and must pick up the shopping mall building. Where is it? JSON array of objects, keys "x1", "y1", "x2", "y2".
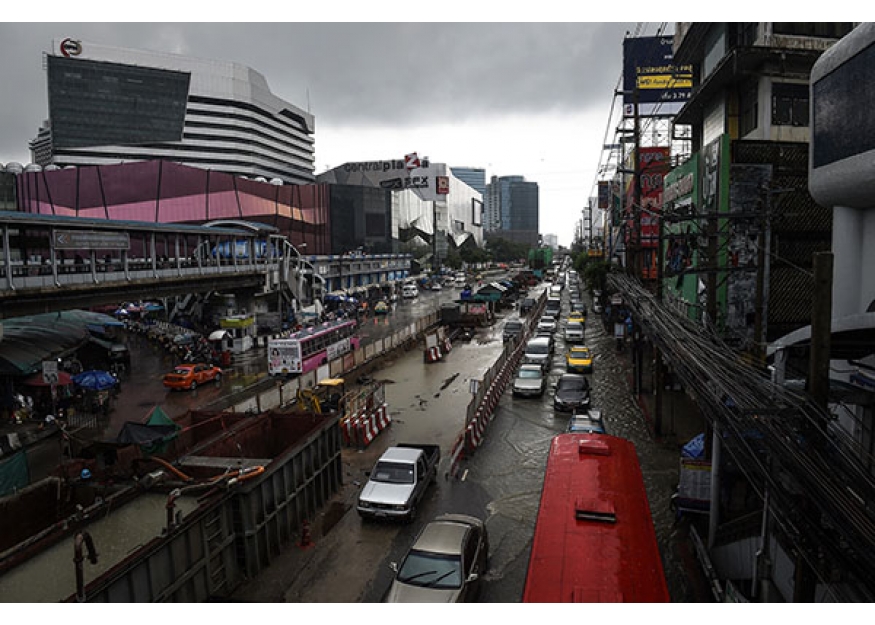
[{"x1": 9, "y1": 39, "x2": 484, "y2": 262}]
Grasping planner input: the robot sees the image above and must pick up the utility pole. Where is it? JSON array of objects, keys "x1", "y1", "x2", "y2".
[
  {"x1": 794, "y1": 250, "x2": 832, "y2": 603},
  {"x1": 632, "y1": 88, "x2": 642, "y2": 280},
  {"x1": 703, "y1": 144, "x2": 720, "y2": 327},
  {"x1": 654, "y1": 206, "x2": 664, "y2": 436},
  {"x1": 753, "y1": 185, "x2": 771, "y2": 367},
  {"x1": 808, "y1": 252, "x2": 833, "y2": 413}
]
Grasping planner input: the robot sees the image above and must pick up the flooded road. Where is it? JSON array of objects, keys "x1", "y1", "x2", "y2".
[
  {"x1": 232, "y1": 280, "x2": 711, "y2": 603},
  {"x1": 0, "y1": 493, "x2": 201, "y2": 603},
  {"x1": 15, "y1": 275, "x2": 710, "y2": 603}
]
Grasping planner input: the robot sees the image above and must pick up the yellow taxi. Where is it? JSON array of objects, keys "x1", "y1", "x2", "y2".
[
  {"x1": 565, "y1": 345, "x2": 594, "y2": 373},
  {"x1": 567, "y1": 311, "x2": 586, "y2": 325}
]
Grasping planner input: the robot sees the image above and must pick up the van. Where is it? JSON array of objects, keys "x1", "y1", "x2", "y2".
[
  {"x1": 523, "y1": 336, "x2": 553, "y2": 370},
  {"x1": 545, "y1": 297, "x2": 562, "y2": 319},
  {"x1": 503, "y1": 319, "x2": 524, "y2": 343},
  {"x1": 402, "y1": 284, "x2": 418, "y2": 299}
]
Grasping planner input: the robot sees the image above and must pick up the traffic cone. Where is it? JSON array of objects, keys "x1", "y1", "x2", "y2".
[{"x1": 298, "y1": 519, "x2": 313, "y2": 549}]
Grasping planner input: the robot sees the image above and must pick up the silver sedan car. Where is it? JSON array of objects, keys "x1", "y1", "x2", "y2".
[
  {"x1": 512, "y1": 363, "x2": 547, "y2": 397},
  {"x1": 386, "y1": 513, "x2": 489, "y2": 602}
]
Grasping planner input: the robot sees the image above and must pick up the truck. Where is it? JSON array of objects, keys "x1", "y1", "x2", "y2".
[
  {"x1": 357, "y1": 443, "x2": 441, "y2": 522},
  {"x1": 439, "y1": 300, "x2": 495, "y2": 328}
]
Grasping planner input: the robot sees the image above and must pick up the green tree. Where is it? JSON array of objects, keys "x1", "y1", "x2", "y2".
[
  {"x1": 486, "y1": 237, "x2": 529, "y2": 262},
  {"x1": 459, "y1": 245, "x2": 489, "y2": 265},
  {"x1": 443, "y1": 247, "x2": 463, "y2": 270},
  {"x1": 583, "y1": 260, "x2": 611, "y2": 294}
]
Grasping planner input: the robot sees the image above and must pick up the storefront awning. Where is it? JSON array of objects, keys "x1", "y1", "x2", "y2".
[{"x1": 0, "y1": 310, "x2": 109, "y2": 377}]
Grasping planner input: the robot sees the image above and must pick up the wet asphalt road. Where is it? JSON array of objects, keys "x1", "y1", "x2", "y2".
[
  {"x1": 231, "y1": 282, "x2": 712, "y2": 603},
  {"x1": 28, "y1": 276, "x2": 709, "y2": 602}
]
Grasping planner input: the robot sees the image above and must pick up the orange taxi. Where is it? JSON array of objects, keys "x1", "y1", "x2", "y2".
[{"x1": 163, "y1": 363, "x2": 223, "y2": 391}]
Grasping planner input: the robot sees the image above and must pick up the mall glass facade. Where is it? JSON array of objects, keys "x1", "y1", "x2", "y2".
[
  {"x1": 47, "y1": 56, "x2": 190, "y2": 149},
  {"x1": 16, "y1": 161, "x2": 331, "y2": 253}
]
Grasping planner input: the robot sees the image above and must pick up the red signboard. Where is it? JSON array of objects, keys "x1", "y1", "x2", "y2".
[
  {"x1": 436, "y1": 175, "x2": 450, "y2": 195},
  {"x1": 624, "y1": 147, "x2": 670, "y2": 247}
]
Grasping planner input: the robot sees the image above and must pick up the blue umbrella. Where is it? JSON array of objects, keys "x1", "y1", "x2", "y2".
[{"x1": 72, "y1": 369, "x2": 118, "y2": 391}]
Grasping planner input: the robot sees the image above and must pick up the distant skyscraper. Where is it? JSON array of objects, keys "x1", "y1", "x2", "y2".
[
  {"x1": 450, "y1": 167, "x2": 486, "y2": 197},
  {"x1": 485, "y1": 174, "x2": 539, "y2": 247}
]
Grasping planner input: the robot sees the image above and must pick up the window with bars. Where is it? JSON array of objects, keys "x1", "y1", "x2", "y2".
[
  {"x1": 739, "y1": 83, "x2": 758, "y2": 136},
  {"x1": 772, "y1": 83, "x2": 809, "y2": 127}
]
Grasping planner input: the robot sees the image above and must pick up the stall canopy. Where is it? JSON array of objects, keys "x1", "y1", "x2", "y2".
[
  {"x1": 115, "y1": 406, "x2": 180, "y2": 454},
  {"x1": 0, "y1": 310, "x2": 117, "y2": 376}
]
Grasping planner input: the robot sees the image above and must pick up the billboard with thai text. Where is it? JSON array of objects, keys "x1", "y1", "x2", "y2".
[{"x1": 622, "y1": 36, "x2": 692, "y2": 116}]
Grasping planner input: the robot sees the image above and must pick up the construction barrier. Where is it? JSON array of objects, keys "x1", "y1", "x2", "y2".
[
  {"x1": 342, "y1": 402, "x2": 392, "y2": 449},
  {"x1": 447, "y1": 290, "x2": 549, "y2": 478},
  {"x1": 357, "y1": 413, "x2": 379, "y2": 448},
  {"x1": 425, "y1": 345, "x2": 442, "y2": 363},
  {"x1": 341, "y1": 417, "x2": 357, "y2": 447}
]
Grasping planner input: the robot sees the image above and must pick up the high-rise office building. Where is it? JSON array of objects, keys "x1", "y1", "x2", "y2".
[
  {"x1": 450, "y1": 166, "x2": 486, "y2": 197},
  {"x1": 485, "y1": 175, "x2": 539, "y2": 247},
  {"x1": 31, "y1": 38, "x2": 316, "y2": 185}
]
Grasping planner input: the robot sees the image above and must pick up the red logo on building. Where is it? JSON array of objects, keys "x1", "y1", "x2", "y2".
[{"x1": 60, "y1": 38, "x2": 82, "y2": 57}]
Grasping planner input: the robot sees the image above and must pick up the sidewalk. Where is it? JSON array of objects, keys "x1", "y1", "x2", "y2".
[
  {"x1": 612, "y1": 335, "x2": 706, "y2": 451},
  {"x1": 0, "y1": 418, "x2": 59, "y2": 460}
]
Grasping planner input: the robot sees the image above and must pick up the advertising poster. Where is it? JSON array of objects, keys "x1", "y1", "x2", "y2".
[{"x1": 622, "y1": 36, "x2": 692, "y2": 116}]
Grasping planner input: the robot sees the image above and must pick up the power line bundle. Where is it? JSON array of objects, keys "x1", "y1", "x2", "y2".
[{"x1": 609, "y1": 272, "x2": 875, "y2": 601}]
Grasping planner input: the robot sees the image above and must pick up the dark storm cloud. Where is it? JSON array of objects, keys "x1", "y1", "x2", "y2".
[{"x1": 0, "y1": 22, "x2": 636, "y2": 163}]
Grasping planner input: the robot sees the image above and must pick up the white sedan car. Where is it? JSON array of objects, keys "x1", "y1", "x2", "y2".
[{"x1": 536, "y1": 316, "x2": 557, "y2": 334}]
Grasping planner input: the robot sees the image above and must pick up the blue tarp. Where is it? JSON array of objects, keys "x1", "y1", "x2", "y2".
[{"x1": 681, "y1": 433, "x2": 705, "y2": 459}]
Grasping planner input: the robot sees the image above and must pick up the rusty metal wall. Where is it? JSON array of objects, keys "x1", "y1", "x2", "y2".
[
  {"x1": 234, "y1": 420, "x2": 342, "y2": 579},
  {"x1": 78, "y1": 417, "x2": 342, "y2": 602},
  {"x1": 83, "y1": 496, "x2": 238, "y2": 602}
]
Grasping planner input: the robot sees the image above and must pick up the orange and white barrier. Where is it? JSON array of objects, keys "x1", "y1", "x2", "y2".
[
  {"x1": 425, "y1": 345, "x2": 442, "y2": 363},
  {"x1": 346, "y1": 403, "x2": 391, "y2": 449},
  {"x1": 358, "y1": 413, "x2": 380, "y2": 448},
  {"x1": 466, "y1": 411, "x2": 487, "y2": 450}
]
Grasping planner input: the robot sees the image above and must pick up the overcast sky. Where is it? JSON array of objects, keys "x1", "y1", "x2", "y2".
[{"x1": 0, "y1": 18, "x2": 667, "y2": 246}]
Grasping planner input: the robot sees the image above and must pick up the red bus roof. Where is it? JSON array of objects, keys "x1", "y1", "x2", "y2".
[{"x1": 523, "y1": 433, "x2": 670, "y2": 603}]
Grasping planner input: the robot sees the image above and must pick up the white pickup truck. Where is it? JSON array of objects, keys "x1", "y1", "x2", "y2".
[{"x1": 357, "y1": 443, "x2": 440, "y2": 522}]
